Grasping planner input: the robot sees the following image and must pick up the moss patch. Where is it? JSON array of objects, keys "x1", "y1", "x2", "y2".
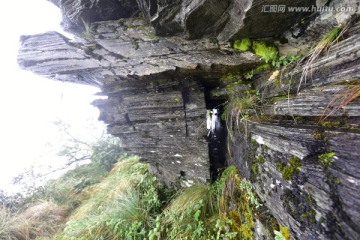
[
  {"x1": 276, "y1": 156, "x2": 302, "y2": 180},
  {"x1": 251, "y1": 155, "x2": 265, "y2": 177},
  {"x1": 281, "y1": 188, "x2": 318, "y2": 227},
  {"x1": 218, "y1": 166, "x2": 263, "y2": 239},
  {"x1": 320, "y1": 121, "x2": 341, "y2": 128},
  {"x1": 252, "y1": 41, "x2": 279, "y2": 63},
  {"x1": 318, "y1": 152, "x2": 335, "y2": 168},
  {"x1": 274, "y1": 226, "x2": 291, "y2": 240},
  {"x1": 234, "y1": 38, "x2": 252, "y2": 51}
]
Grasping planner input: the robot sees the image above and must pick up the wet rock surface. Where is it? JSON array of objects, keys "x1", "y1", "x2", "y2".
[
  {"x1": 18, "y1": 18, "x2": 260, "y2": 186},
  {"x1": 52, "y1": 0, "x2": 140, "y2": 32},
  {"x1": 227, "y1": 20, "x2": 360, "y2": 239},
  {"x1": 17, "y1": 0, "x2": 360, "y2": 238},
  {"x1": 141, "y1": 0, "x2": 316, "y2": 40}
]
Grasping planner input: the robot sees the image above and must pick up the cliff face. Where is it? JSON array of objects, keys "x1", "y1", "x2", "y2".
[
  {"x1": 18, "y1": 18, "x2": 260, "y2": 185},
  {"x1": 18, "y1": 0, "x2": 360, "y2": 239}
]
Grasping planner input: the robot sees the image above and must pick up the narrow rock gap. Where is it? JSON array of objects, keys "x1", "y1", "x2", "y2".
[{"x1": 199, "y1": 78, "x2": 228, "y2": 182}]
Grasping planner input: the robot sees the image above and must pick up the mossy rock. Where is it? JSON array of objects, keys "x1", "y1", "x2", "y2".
[
  {"x1": 276, "y1": 157, "x2": 301, "y2": 180},
  {"x1": 252, "y1": 41, "x2": 278, "y2": 63},
  {"x1": 234, "y1": 38, "x2": 252, "y2": 51}
]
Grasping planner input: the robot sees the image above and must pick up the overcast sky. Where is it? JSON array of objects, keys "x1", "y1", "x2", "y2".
[{"x1": 0, "y1": 0, "x2": 105, "y2": 193}]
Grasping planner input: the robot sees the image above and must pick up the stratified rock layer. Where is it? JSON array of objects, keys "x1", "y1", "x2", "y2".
[
  {"x1": 139, "y1": 0, "x2": 316, "y2": 40},
  {"x1": 17, "y1": 0, "x2": 360, "y2": 238},
  {"x1": 51, "y1": 0, "x2": 140, "y2": 31},
  {"x1": 53, "y1": 0, "x2": 317, "y2": 40},
  {"x1": 18, "y1": 18, "x2": 260, "y2": 185},
  {"x1": 227, "y1": 20, "x2": 360, "y2": 239}
]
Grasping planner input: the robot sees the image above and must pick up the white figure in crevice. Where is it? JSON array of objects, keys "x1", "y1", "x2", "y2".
[{"x1": 207, "y1": 109, "x2": 221, "y2": 138}]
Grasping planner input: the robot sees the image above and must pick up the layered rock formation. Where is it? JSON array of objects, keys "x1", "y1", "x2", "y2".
[
  {"x1": 18, "y1": 0, "x2": 360, "y2": 239},
  {"x1": 51, "y1": 0, "x2": 317, "y2": 40},
  {"x1": 227, "y1": 19, "x2": 360, "y2": 240},
  {"x1": 18, "y1": 18, "x2": 260, "y2": 185}
]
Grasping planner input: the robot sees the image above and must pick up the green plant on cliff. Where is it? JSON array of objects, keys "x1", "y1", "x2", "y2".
[
  {"x1": 239, "y1": 179, "x2": 262, "y2": 209},
  {"x1": 217, "y1": 166, "x2": 258, "y2": 240},
  {"x1": 81, "y1": 18, "x2": 94, "y2": 40},
  {"x1": 318, "y1": 152, "x2": 336, "y2": 168}
]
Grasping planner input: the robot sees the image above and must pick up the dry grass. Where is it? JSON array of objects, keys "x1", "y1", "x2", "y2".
[
  {"x1": 298, "y1": 23, "x2": 350, "y2": 92},
  {"x1": 165, "y1": 184, "x2": 213, "y2": 214},
  {"x1": 0, "y1": 201, "x2": 69, "y2": 240},
  {"x1": 320, "y1": 84, "x2": 360, "y2": 122},
  {"x1": 70, "y1": 158, "x2": 139, "y2": 221}
]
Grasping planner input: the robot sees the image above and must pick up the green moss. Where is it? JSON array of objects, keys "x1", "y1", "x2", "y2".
[
  {"x1": 254, "y1": 63, "x2": 271, "y2": 72},
  {"x1": 320, "y1": 121, "x2": 341, "y2": 128},
  {"x1": 275, "y1": 226, "x2": 291, "y2": 240},
  {"x1": 220, "y1": 73, "x2": 242, "y2": 83},
  {"x1": 289, "y1": 156, "x2": 302, "y2": 168},
  {"x1": 318, "y1": 152, "x2": 335, "y2": 168},
  {"x1": 280, "y1": 226, "x2": 291, "y2": 240},
  {"x1": 312, "y1": 130, "x2": 323, "y2": 140},
  {"x1": 251, "y1": 156, "x2": 265, "y2": 176},
  {"x1": 252, "y1": 164, "x2": 259, "y2": 175},
  {"x1": 276, "y1": 157, "x2": 302, "y2": 180},
  {"x1": 217, "y1": 167, "x2": 258, "y2": 240},
  {"x1": 276, "y1": 162, "x2": 286, "y2": 171},
  {"x1": 234, "y1": 38, "x2": 252, "y2": 51},
  {"x1": 252, "y1": 41, "x2": 279, "y2": 63},
  {"x1": 281, "y1": 166, "x2": 294, "y2": 180},
  {"x1": 257, "y1": 156, "x2": 264, "y2": 164}
]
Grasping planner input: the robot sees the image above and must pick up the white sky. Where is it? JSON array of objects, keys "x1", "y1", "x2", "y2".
[{"x1": 0, "y1": 0, "x2": 106, "y2": 193}]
